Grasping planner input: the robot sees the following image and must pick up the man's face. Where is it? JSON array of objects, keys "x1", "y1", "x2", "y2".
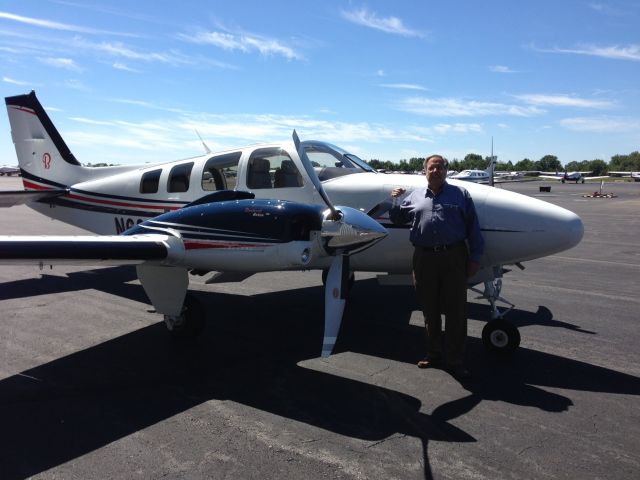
[{"x1": 426, "y1": 157, "x2": 447, "y2": 189}]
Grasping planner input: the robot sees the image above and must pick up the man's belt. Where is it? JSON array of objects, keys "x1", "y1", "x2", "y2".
[{"x1": 417, "y1": 240, "x2": 466, "y2": 252}]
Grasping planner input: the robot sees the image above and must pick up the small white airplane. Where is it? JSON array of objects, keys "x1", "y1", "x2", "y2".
[
  {"x1": 609, "y1": 171, "x2": 640, "y2": 182},
  {"x1": 449, "y1": 157, "x2": 496, "y2": 184},
  {"x1": 0, "y1": 165, "x2": 20, "y2": 176},
  {"x1": 0, "y1": 91, "x2": 585, "y2": 355},
  {"x1": 538, "y1": 171, "x2": 609, "y2": 184},
  {"x1": 493, "y1": 171, "x2": 524, "y2": 181}
]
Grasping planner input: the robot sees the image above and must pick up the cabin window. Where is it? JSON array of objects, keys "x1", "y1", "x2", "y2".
[
  {"x1": 168, "y1": 162, "x2": 194, "y2": 193},
  {"x1": 201, "y1": 152, "x2": 241, "y2": 191},
  {"x1": 140, "y1": 169, "x2": 161, "y2": 194},
  {"x1": 247, "y1": 148, "x2": 303, "y2": 189}
]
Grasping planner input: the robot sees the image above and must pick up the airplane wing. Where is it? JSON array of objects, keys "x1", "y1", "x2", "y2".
[
  {"x1": 0, "y1": 189, "x2": 68, "y2": 207},
  {"x1": 0, "y1": 234, "x2": 175, "y2": 265},
  {"x1": 583, "y1": 176, "x2": 610, "y2": 181},
  {"x1": 537, "y1": 175, "x2": 563, "y2": 181}
]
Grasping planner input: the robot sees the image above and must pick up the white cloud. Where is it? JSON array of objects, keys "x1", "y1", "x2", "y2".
[
  {"x1": 397, "y1": 97, "x2": 544, "y2": 117},
  {"x1": 341, "y1": 8, "x2": 424, "y2": 37},
  {"x1": 2, "y1": 76, "x2": 36, "y2": 86},
  {"x1": 560, "y1": 116, "x2": 640, "y2": 133},
  {"x1": 489, "y1": 65, "x2": 517, "y2": 73},
  {"x1": 177, "y1": 29, "x2": 304, "y2": 60},
  {"x1": 112, "y1": 62, "x2": 141, "y2": 73},
  {"x1": 379, "y1": 83, "x2": 427, "y2": 91},
  {"x1": 541, "y1": 44, "x2": 640, "y2": 61},
  {"x1": 38, "y1": 56, "x2": 83, "y2": 72},
  {"x1": 431, "y1": 123, "x2": 483, "y2": 135},
  {"x1": 515, "y1": 94, "x2": 613, "y2": 108},
  {"x1": 0, "y1": 10, "x2": 137, "y2": 37}
]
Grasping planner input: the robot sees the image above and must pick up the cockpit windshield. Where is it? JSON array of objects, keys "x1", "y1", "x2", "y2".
[{"x1": 301, "y1": 141, "x2": 375, "y2": 181}]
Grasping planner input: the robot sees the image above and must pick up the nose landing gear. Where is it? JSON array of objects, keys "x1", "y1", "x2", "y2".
[{"x1": 470, "y1": 275, "x2": 521, "y2": 354}]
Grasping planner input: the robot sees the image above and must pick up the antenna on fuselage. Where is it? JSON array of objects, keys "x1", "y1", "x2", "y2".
[
  {"x1": 195, "y1": 130, "x2": 211, "y2": 154},
  {"x1": 488, "y1": 136, "x2": 495, "y2": 187}
]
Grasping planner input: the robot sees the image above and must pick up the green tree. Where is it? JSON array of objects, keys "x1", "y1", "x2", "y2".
[
  {"x1": 536, "y1": 155, "x2": 561, "y2": 172},
  {"x1": 610, "y1": 151, "x2": 640, "y2": 171},
  {"x1": 588, "y1": 159, "x2": 607, "y2": 176},
  {"x1": 514, "y1": 158, "x2": 536, "y2": 171},
  {"x1": 462, "y1": 153, "x2": 484, "y2": 170}
]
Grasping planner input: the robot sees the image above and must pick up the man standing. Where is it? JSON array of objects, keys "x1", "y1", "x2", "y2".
[{"x1": 390, "y1": 155, "x2": 484, "y2": 378}]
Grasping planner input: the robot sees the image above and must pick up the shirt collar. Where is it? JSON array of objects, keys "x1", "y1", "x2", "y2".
[{"x1": 426, "y1": 181, "x2": 449, "y2": 198}]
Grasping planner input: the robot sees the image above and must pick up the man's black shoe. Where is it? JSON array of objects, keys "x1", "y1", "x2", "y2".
[{"x1": 417, "y1": 357, "x2": 442, "y2": 369}]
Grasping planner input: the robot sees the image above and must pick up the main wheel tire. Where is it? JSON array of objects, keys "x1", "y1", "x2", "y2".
[
  {"x1": 168, "y1": 293, "x2": 205, "y2": 340},
  {"x1": 482, "y1": 319, "x2": 520, "y2": 354}
]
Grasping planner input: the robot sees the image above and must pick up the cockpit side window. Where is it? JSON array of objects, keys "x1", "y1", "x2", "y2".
[
  {"x1": 247, "y1": 148, "x2": 303, "y2": 189},
  {"x1": 140, "y1": 169, "x2": 162, "y2": 194},
  {"x1": 201, "y1": 152, "x2": 241, "y2": 191},
  {"x1": 168, "y1": 162, "x2": 194, "y2": 193}
]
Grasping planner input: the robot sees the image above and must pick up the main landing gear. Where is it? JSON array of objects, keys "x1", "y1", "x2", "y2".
[
  {"x1": 470, "y1": 276, "x2": 521, "y2": 354},
  {"x1": 321, "y1": 269, "x2": 355, "y2": 291},
  {"x1": 163, "y1": 293, "x2": 205, "y2": 339}
]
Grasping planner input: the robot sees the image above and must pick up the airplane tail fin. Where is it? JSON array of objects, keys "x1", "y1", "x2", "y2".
[{"x1": 5, "y1": 91, "x2": 97, "y2": 191}]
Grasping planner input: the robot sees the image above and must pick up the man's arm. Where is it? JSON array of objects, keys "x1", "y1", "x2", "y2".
[{"x1": 388, "y1": 188, "x2": 413, "y2": 225}]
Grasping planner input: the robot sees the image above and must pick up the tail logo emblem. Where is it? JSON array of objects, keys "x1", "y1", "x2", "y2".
[{"x1": 42, "y1": 152, "x2": 51, "y2": 169}]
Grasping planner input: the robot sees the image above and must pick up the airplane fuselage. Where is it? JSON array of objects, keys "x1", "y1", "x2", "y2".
[
  {"x1": 5, "y1": 91, "x2": 583, "y2": 283},
  {"x1": 19, "y1": 142, "x2": 583, "y2": 277}
]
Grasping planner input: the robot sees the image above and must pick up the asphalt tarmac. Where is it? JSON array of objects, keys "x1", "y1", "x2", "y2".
[{"x1": 0, "y1": 176, "x2": 638, "y2": 479}]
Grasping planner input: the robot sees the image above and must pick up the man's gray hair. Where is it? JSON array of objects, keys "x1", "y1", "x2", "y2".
[{"x1": 423, "y1": 155, "x2": 448, "y2": 169}]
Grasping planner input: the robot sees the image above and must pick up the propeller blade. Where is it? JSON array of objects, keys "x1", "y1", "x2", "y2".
[
  {"x1": 322, "y1": 255, "x2": 349, "y2": 357},
  {"x1": 292, "y1": 129, "x2": 339, "y2": 220}
]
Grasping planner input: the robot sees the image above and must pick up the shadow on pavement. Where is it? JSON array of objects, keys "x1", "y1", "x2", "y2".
[{"x1": 1, "y1": 273, "x2": 637, "y2": 479}]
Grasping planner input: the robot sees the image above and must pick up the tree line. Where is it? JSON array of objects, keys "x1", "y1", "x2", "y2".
[{"x1": 367, "y1": 151, "x2": 640, "y2": 175}]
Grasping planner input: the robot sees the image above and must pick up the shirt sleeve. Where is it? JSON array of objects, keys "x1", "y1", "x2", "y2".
[
  {"x1": 388, "y1": 193, "x2": 414, "y2": 225},
  {"x1": 464, "y1": 192, "x2": 485, "y2": 262}
]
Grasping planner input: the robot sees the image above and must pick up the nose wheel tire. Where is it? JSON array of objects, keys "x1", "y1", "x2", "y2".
[{"x1": 482, "y1": 319, "x2": 520, "y2": 354}]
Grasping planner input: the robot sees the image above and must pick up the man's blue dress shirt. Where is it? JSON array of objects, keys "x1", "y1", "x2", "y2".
[{"x1": 389, "y1": 182, "x2": 485, "y2": 262}]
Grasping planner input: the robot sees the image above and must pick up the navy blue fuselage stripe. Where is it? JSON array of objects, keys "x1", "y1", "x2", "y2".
[
  {"x1": 48, "y1": 197, "x2": 159, "y2": 218},
  {"x1": 21, "y1": 170, "x2": 69, "y2": 189},
  {"x1": 20, "y1": 170, "x2": 186, "y2": 206}
]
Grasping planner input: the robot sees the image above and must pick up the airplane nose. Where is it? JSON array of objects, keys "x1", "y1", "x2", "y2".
[{"x1": 481, "y1": 188, "x2": 584, "y2": 264}]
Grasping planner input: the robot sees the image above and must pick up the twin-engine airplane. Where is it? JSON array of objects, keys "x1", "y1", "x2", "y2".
[
  {"x1": 538, "y1": 171, "x2": 609, "y2": 184},
  {"x1": 0, "y1": 91, "x2": 585, "y2": 356}
]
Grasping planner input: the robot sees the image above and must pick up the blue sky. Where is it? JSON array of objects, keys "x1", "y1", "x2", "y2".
[{"x1": 1, "y1": 0, "x2": 639, "y2": 166}]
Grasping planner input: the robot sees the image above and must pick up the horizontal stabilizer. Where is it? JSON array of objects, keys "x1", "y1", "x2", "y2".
[{"x1": 0, "y1": 189, "x2": 67, "y2": 207}]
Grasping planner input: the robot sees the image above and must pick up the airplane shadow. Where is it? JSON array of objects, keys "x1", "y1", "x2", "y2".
[{"x1": 1, "y1": 273, "x2": 638, "y2": 479}]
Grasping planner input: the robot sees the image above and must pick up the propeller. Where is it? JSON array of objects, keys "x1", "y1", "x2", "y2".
[{"x1": 292, "y1": 130, "x2": 386, "y2": 357}]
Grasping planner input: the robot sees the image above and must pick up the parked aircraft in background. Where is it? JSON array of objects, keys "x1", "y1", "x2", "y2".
[
  {"x1": 0, "y1": 91, "x2": 585, "y2": 355},
  {"x1": 0, "y1": 165, "x2": 20, "y2": 176},
  {"x1": 493, "y1": 171, "x2": 524, "y2": 181},
  {"x1": 609, "y1": 171, "x2": 640, "y2": 182},
  {"x1": 449, "y1": 156, "x2": 496, "y2": 184},
  {"x1": 538, "y1": 171, "x2": 609, "y2": 184}
]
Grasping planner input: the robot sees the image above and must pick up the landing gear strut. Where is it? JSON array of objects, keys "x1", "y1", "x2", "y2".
[
  {"x1": 321, "y1": 269, "x2": 355, "y2": 291},
  {"x1": 163, "y1": 293, "x2": 205, "y2": 339},
  {"x1": 470, "y1": 272, "x2": 520, "y2": 354}
]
